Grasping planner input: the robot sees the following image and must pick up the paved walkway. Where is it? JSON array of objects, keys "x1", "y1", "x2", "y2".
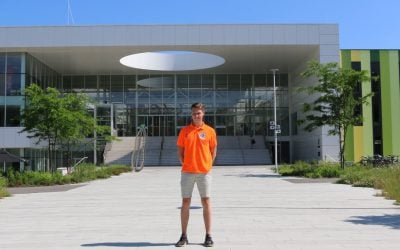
[{"x1": 1, "y1": 166, "x2": 400, "y2": 250}]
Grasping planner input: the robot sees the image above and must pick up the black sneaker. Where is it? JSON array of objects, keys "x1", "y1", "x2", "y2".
[
  {"x1": 175, "y1": 234, "x2": 188, "y2": 247},
  {"x1": 203, "y1": 234, "x2": 214, "y2": 247}
]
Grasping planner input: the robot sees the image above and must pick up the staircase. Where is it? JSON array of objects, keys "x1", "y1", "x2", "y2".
[
  {"x1": 160, "y1": 137, "x2": 181, "y2": 166},
  {"x1": 214, "y1": 136, "x2": 243, "y2": 165},
  {"x1": 103, "y1": 137, "x2": 136, "y2": 165},
  {"x1": 104, "y1": 135, "x2": 272, "y2": 166},
  {"x1": 213, "y1": 136, "x2": 272, "y2": 165},
  {"x1": 143, "y1": 137, "x2": 162, "y2": 166}
]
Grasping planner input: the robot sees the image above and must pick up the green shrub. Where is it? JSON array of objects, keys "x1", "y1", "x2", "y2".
[
  {"x1": 6, "y1": 170, "x2": 59, "y2": 186},
  {"x1": 0, "y1": 176, "x2": 10, "y2": 198},
  {"x1": 337, "y1": 166, "x2": 378, "y2": 187},
  {"x1": 62, "y1": 174, "x2": 72, "y2": 184},
  {"x1": 95, "y1": 168, "x2": 112, "y2": 179},
  {"x1": 279, "y1": 162, "x2": 400, "y2": 204},
  {"x1": 70, "y1": 163, "x2": 98, "y2": 183},
  {"x1": 2, "y1": 164, "x2": 132, "y2": 192},
  {"x1": 52, "y1": 172, "x2": 65, "y2": 185},
  {"x1": 69, "y1": 164, "x2": 131, "y2": 183},
  {"x1": 102, "y1": 165, "x2": 131, "y2": 176},
  {"x1": 278, "y1": 161, "x2": 316, "y2": 176},
  {"x1": 278, "y1": 161, "x2": 342, "y2": 178},
  {"x1": 305, "y1": 171, "x2": 321, "y2": 178},
  {"x1": 6, "y1": 168, "x2": 27, "y2": 187},
  {"x1": 316, "y1": 164, "x2": 341, "y2": 178},
  {"x1": 276, "y1": 164, "x2": 294, "y2": 176},
  {"x1": 6, "y1": 169, "x2": 16, "y2": 187},
  {"x1": 36, "y1": 172, "x2": 53, "y2": 186},
  {"x1": 379, "y1": 167, "x2": 400, "y2": 204}
]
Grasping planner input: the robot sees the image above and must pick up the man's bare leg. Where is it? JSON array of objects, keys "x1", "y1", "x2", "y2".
[
  {"x1": 201, "y1": 197, "x2": 211, "y2": 234},
  {"x1": 181, "y1": 198, "x2": 191, "y2": 234},
  {"x1": 176, "y1": 198, "x2": 191, "y2": 247},
  {"x1": 201, "y1": 197, "x2": 214, "y2": 247}
]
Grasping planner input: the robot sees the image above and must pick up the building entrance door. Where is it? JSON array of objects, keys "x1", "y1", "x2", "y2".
[{"x1": 137, "y1": 115, "x2": 175, "y2": 136}]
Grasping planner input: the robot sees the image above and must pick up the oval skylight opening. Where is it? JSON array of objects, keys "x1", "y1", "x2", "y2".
[{"x1": 120, "y1": 51, "x2": 225, "y2": 71}]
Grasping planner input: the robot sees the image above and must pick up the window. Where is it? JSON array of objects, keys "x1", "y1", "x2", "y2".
[
  {"x1": 5, "y1": 73, "x2": 22, "y2": 96},
  {"x1": 0, "y1": 53, "x2": 5, "y2": 74},
  {"x1": 6, "y1": 105, "x2": 20, "y2": 126},
  {"x1": 291, "y1": 112, "x2": 298, "y2": 135},
  {"x1": 0, "y1": 105, "x2": 4, "y2": 127},
  {"x1": 0, "y1": 74, "x2": 4, "y2": 96}
]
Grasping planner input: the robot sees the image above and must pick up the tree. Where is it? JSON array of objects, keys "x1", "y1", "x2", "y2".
[
  {"x1": 21, "y1": 84, "x2": 109, "y2": 171},
  {"x1": 21, "y1": 85, "x2": 62, "y2": 171},
  {"x1": 299, "y1": 61, "x2": 371, "y2": 169},
  {"x1": 57, "y1": 92, "x2": 109, "y2": 170}
]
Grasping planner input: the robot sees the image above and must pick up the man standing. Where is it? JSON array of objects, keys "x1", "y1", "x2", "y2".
[{"x1": 176, "y1": 103, "x2": 217, "y2": 247}]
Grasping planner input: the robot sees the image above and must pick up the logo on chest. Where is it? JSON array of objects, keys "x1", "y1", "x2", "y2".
[{"x1": 198, "y1": 131, "x2": 206, "y2": 140}]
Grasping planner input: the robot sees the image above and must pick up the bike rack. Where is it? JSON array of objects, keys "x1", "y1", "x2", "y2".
[{"x1": 131, "y1": 125, "x2": 147, "y2": 172}]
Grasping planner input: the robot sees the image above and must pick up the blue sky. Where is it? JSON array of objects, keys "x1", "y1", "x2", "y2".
[{"x1": 0, "y1": 0, "x2": 399, "y2": 49}]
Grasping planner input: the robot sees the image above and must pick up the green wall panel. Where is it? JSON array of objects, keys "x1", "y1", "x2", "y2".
[
  {"x1": 360, "y1": 51, "x2": 373, "y2": 157},
  {"x1": 341, "y1": 50, "x2": 351, "y2": 69},
  {"x1": 380, "y1": 51, "x2": 400, "y2": 155},
  {"x1": 344, "y1": 127, "x2": 354, "y2": 161}
]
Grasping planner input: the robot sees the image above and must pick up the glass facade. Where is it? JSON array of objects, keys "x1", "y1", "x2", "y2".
[
  {"x1": 1, "y1": 53, "x2": 290, "y2": 138},
  {"x1": 1, "y1": 53, "x2": 63, "y2": 171},
  {"x1": 1, "y1": 52, "x2": 291, "y2": 169},
  {"x1": 62, "y1": 73, "x2": 289, "y2": 137},
  {"x1": 0, "y1": 52, "x2": 24, "y2": 127},
  {"x1": 0, "y1": 52, "x2": 61, "y2": 127}
]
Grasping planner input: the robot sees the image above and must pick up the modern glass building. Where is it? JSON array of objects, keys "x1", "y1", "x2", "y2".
[{"x1": 0, "y1": 24, "x2": 340, "y2": 170}]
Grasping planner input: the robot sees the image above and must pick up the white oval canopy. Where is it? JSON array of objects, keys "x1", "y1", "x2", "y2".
[{"x1": 120, "y1": 51, "x2": 225, "y2": 71}]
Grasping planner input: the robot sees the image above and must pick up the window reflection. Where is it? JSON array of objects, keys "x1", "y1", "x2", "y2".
[
  {"x1": 58, "y1": 73, "x2": 289, "y2": 136},
  {"x1": 0, "y1": 105, "x2": 4, "y2": 127},
  {"x1": 6, "y1": 105, "x2": 20, "y2": 126},
  {"x1": 6, "y1": 74, "x2": 21, "y2": 95},
  {"x1": 0, "y1": 74, "x2": 4, "y2": 96}
]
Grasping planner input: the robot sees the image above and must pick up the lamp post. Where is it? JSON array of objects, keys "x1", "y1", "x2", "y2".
[{"x1": 270, "y1": 69, "x2": 279, "y2": 171}]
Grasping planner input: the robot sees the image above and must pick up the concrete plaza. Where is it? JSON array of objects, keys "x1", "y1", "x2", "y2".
[{"x1": 1, "y1": 166, "x2": 400, "y2": 250}]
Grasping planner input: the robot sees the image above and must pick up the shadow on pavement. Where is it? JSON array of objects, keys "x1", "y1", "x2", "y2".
[
  {"x1": 345, "y1": 214, "x2": 400, "y2": 229},
  {"x1": 8, "y1": 184, "x2": 86, "y2": 194},
  {"x1": 81, "y1": 242, "x2": 174, "y2": 247},
  {"x1": 177, "y1": 205, "x2": 202, "y2": 209},
  {"x1": 224, "y1": 173, "x2": 282, "y2": 178}
]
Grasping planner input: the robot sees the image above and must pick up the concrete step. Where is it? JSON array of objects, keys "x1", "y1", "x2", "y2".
[
  {"x1": 106, "y1": 136, "x2": 272, "y2": 166},
  {"x1": 243, "y1": 149, "x2": 272, "y2": 165},
  {"x1": 218, "y1": 136, "x2": 240, "y2": 149},
  {"x1": 215, "y1": 149, "x2": 244, "y2": 165}
]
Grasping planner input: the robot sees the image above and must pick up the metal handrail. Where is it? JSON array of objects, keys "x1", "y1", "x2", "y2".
[
  {"x1": 67, "y1": 156, "x2": 88, "y2": 173},
  {"x1": 324, "y1": 153, "x2": 339, "y2": 163},
  {"x1": 72, "y1": 156, "x2": 88, "y2": 168}
]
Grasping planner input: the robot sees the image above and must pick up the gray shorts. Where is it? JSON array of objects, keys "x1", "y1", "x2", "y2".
[{"x1": 180, "y1": 172, "x2": 212, "y2": 198}]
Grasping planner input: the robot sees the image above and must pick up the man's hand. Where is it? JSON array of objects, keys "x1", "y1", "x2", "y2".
[{"x1": 177, "y1": 146, "x2": 184, "y2": 165}]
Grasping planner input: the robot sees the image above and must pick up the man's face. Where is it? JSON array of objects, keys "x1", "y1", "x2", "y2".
[{"x1": 191, "y1": 108, "x2": 204, "y2": 124}]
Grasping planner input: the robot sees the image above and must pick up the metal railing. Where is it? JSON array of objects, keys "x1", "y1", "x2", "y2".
[
  {"x1": 131, "y1": 125, "x2": 147, "y2": 172},
  {"x1": 72, "y1": 156, "x2": 88, "y2": 168},
  {"x1": 324, "y1": 153, "x2": 339, "y2": 163},
  {"x1": 67, "y1": 156, "x2": 88, "y2": 173}
]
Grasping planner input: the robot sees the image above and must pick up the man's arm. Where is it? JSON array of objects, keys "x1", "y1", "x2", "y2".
[
  {"x1": 177, "y1": 146, "x2": 184, "y2": 165},
  {"x1": 210, "y1": 146, "x2": 217, "y2": 163}
]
